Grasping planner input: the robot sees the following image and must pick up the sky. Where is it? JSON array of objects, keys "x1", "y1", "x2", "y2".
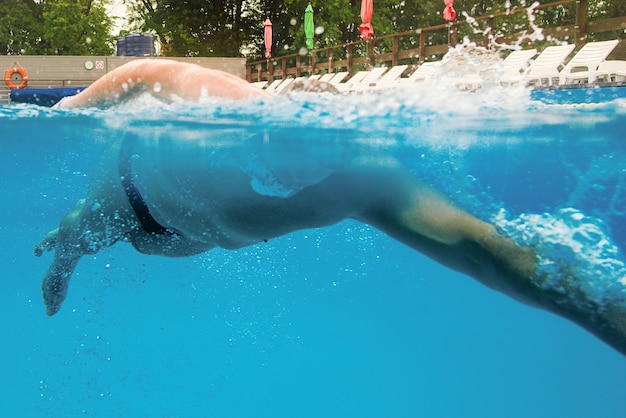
[{"x1": 106, "y1": 1, "x2": 129, "y2": 35}]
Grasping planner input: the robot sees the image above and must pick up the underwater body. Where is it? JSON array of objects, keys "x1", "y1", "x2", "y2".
[{"x1": 2, "y1": 77, "x2": 626, "y2": 416}]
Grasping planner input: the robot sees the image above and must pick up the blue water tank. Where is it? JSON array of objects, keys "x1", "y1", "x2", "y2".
[
  {"x1": 117, "y1": 33, "x2": 155, "y2": 56},
  {"x1": 116, "y1": 37, "x2": 126, "y2": 56}
]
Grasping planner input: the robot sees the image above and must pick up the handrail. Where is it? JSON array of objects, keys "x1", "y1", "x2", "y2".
[
  {"x1": 20, "y1": 79, "x2": 98, "y2": 88},
  {"x1": 246, "y1": 0, "x2": 624, "y2": 82}
]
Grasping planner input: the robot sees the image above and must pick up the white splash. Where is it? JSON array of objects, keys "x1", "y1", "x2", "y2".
[{"x1": 494, "y1": 208, "x2": 626, "y2": 311}]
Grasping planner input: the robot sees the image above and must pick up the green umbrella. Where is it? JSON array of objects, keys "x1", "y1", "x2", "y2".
[{"x1": 304, "y1": 4, "x2": 314, "y2": 50}]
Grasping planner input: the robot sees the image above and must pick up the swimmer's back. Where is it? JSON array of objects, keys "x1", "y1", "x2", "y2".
[{"x1": 56, "y1": 59, "x2": 271, "y2": 109}]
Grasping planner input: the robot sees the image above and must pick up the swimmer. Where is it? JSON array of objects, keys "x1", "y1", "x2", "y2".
[
  {"x1": 38, "y1": 59, "x2": 626, "y2": 356},
  {"x1": 54, "y1": 59, "x2": 271, "y2": 107}
]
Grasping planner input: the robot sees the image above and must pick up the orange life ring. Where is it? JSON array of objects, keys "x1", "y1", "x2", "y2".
[{"x1": 5, "y1": 67, "x2": 28, "y2": 89}]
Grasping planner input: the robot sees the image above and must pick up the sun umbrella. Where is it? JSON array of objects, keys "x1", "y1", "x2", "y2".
[
  {"x1": 443, "y1": 0, "x2": 456, "y2": 22},
  {"x1": 359, "y1": 0, "x2": 374, "y2": 40},
  {"x1": 304, "y1": 4, "x2": 315, "y2": 50},
  {"x1": 264, "y1": 18, "x2": 272, "y2": 58}
]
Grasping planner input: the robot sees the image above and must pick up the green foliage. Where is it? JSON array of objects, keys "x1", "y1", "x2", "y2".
[
  {"x1": 0, "y1": 0, "x2": 114, "y2": 56},
  {"x1": 395, "y1": 0, "x2": 444, "y2": 30},
  {"x1": 40, "y1": 0, "x2": 114, "y2": 55},
  {"x1": 2, "y1": 0, "x2": 623, "y2": 57},
  {"x1": 127, "y1": 0, "x2": 412, "y2": 58},
  {"x1": 0, "y1": 0, "x2": 41, "y2": 54},
  {"x1": 126, "y1": 0, "x2": 266, "y2": 56},
  {"x1": 131, "y1": 0, "x2": 255, "y2": 56},
  {"x1": 588, "y1": 0, "x2": 626, "y2": 19}
]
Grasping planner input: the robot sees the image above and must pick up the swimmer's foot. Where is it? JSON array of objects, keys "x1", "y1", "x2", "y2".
[{"x1": 34, "y1": 228, "x2": 59, "y2": 257}]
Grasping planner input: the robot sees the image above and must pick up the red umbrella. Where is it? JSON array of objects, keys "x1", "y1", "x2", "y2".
[
  {"x1": 443, "y1": 0, "x2": 456, "y2": 22},
  {"x1": 359, "y1": 0, "x2": 374, "y2": 40},
  {"x1": 264, "y1": 18, "x2": 272, "y2": 58}
]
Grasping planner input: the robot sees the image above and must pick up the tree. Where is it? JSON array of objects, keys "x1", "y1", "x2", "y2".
[
  {"x1": 0, "y1": 0, "x2": 41, "y2": 54},
  {"x1": 123, "y1": 0, "x2": 625, "y2": 58},
  {"x1": 126, "y1": 0, "x2": 255, "y2": 56},
  {"x1": 39, "y1": 0, "x2": 114, "y2": 55},
  {"x1": 0, "y1": 0, "x2": 114, "y2": 56},
  {"x1": 126, "y1": 0, "x2": 405, "y2": 58}
]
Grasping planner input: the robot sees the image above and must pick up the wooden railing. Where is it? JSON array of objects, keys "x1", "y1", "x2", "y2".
[{"x1": 246, "y1": 0, "x2": 626, "y2": 82}]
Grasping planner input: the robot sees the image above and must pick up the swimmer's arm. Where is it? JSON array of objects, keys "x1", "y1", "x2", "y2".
[
  {"x1": 57, "y1": 59, "x2": 270, "y2": 109},
  {"x1": 354, "y1": 169, "x2": 537, "y2": 300},
  {"x1": 349, "y1": 164, "x2": 626, "y2": 355}
]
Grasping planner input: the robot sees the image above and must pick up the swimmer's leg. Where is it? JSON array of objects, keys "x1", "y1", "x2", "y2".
[{"x1": 355, "y1": 166, "x2": 626, "y2": 355}]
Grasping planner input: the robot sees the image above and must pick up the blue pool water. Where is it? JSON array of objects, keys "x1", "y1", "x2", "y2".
[{"x1": 1, "y1": 81, "x2": 626, "y2": 417}]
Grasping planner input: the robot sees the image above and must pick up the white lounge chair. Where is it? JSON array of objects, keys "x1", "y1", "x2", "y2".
[
  {"x1": 315, "y1": 72, "x2": 349, "y2": 85},
  {"x1": 334, "y1": 71, "x2": 367, "y2": 92},
  {"x1": 272, "y1": 76, "x2": 309, "y2": 94},
  {"x1": 318, "y1": 73, "x2": 336, "y2": 82},
  {"x1": 307, "y1": 74, "x2": 321, "y2": 81},
  {"x1": 369, "y1": 65, "x2": 409, "y2": 90},
  {"x1": 339, "y1": 67, "x2": 388, "y2": 92},
  {"x1": 524, "y1": 44, "x2": 576, "y2": 86},
  {"x1": 499, "y1": 49, "x2": 537, "y2": 85},
  {"x1": 328, "y1": 71, "x2": 350, "y2": 85},
  {"x1": 594, "y1": 60, "x2": 626, "y2": 83},
  {"x1": 272, "y1": 77, "x2": 297, "y2": 94},
  {"x1": 251, "y1": 81, "x2": 268, "y2": 89},
  {"x1": 400, "y1": 62, "x2": 439, "y2": 84},
  {"x1": 558, "y1": 40, "x2": 620, "y2": 84},
  {"x1": 264, "y1": 79, "x2": 284, "y2": 94}
]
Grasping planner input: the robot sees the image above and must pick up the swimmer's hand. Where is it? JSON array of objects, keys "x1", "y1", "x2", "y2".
[
  {"x1": 35, "y1": 228, "x2": 76, "y2": 315},
  {"x1": 41, "y1": 265, "x2": 70, "y2": 316},
  {"x1": 34, "y1": 228, "x2": 59, "y2": 257},
  {"x1": 39, "y1": 242, "x2": 81, "y2": 316}
]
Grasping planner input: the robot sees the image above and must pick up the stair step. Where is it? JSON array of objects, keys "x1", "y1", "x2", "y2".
[{"x1": 0, "y1": 86, "x2": 12, "y2": 105}]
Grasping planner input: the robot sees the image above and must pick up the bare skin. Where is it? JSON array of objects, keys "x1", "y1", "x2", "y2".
[
  {"x1": 39, "y1": 59, "x2": 626, "y2": 356},
  {"x1": 55, "y1": 59, "x2": 270, "y2": 108}
]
